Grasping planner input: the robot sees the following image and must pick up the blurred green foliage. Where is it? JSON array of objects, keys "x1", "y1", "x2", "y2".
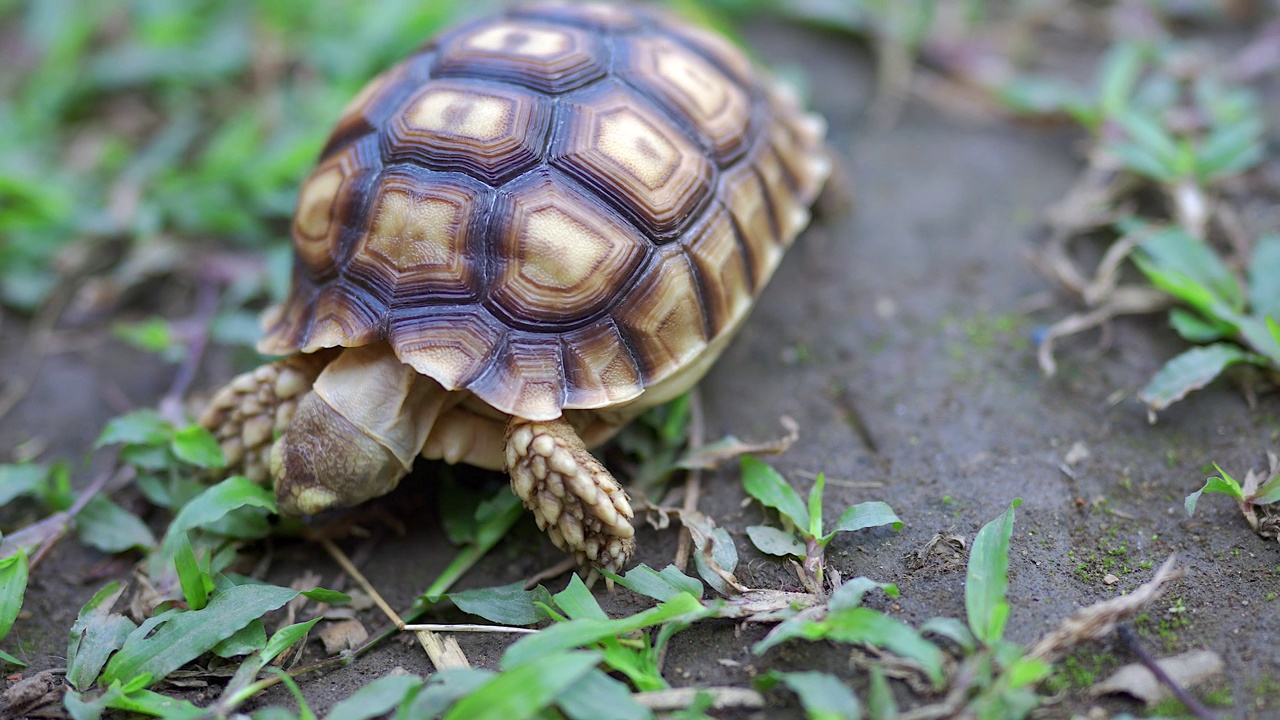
[{"x1": 0, "y1": 0, "x2": 496, "y2": 312}]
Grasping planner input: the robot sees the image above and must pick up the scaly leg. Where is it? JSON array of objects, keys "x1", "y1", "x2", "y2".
[
  {"x1": 505, "y1": 417, "x2": 635, "y2": 570},
  {"x1": 199, "y1": 350, "x2": 335, "y2": 483}
]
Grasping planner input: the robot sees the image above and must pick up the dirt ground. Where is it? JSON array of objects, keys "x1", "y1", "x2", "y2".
[{"x1": 3, "y1": 16, "x2": 1280, "y2": 720}]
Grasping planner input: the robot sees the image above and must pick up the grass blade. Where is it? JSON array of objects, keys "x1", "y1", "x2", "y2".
[
  {"x1": 443, "y1": 650, "x2": 602, "y2": 720},
  {"x1": 966, "y1": 500, "x2": 1020, "y2": 646},
  {"x1": 0, "y1": 549, "x2": 29, "y2": 652}
]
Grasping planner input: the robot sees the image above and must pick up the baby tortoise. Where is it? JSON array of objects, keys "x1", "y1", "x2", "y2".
[{"x1": 200, "y1": 2, "x2": 830, "y2": 571}]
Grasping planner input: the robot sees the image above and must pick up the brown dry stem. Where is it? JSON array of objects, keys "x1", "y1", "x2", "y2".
[{"x1": 1028, "y1": 555, "x2": 1184, "y2": 664}]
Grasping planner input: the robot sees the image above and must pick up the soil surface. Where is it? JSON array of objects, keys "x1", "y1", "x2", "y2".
[{"x1": 4, "y1": 16, "x2": 1280, "y2": 720}]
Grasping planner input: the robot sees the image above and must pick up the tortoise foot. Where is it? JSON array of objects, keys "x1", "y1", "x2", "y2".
[{"x1": 505, "y1": 416, "x2": 635, "y2": 571}]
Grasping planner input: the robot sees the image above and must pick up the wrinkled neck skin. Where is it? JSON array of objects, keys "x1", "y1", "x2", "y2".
[{"x1": 271, "y1": 343, "x2": 460, "y2": 515}]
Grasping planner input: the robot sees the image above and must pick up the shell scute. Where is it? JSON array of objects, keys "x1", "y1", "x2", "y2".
[{"x1": 261, "y1": 3, "x2": 830, "y2": 418}]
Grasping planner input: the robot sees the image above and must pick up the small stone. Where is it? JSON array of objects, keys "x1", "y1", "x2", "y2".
[
  {"x1": 318, "y1": 619, "x2": 368, "y2": 655},
  {"x1": 1103, "y1": 574, "x2": 1119, "y2": 585}
]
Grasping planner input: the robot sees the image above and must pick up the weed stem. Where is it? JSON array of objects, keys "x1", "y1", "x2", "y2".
[{"x1": 1117, "y1": 624, "x2": 1219, "y2": 720}]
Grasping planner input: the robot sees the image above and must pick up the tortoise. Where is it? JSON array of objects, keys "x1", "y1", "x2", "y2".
[{"x1": 199, "y1": 2, "x2": 830, "y2": 571}]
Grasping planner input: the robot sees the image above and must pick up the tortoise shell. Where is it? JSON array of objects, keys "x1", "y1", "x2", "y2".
[{"x1": 259, "y1": 2, "x2": 830, "y2": 421}]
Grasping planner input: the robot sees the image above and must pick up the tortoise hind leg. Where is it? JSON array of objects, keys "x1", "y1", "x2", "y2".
[{"x1": 505, "y1": 417, "x2": 635, "y2": 571}]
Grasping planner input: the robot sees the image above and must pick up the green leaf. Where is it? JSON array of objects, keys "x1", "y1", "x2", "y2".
[
  {"x1": 1249, "y1": 234, "x2": 1280, "y2": 321},
  {"x1": 828, "y1": 608, "x2": 945, "y2": 686},
  {"x1": 101, "y1": 582, "x2": 300, "y2": 687},
  {"x1": 746, "y1": 525, "x2": 806, "y2": 558},
  {"x1": 0, "y1": 461, "x2": 73, "y2": 511},
  {"x1": 764, "y1": 671, "x2": 861, "y2": 720},
  {"x1": 221, "y1": 619, "x2": 322, "y2": 706},
  {"x1": 502, "y1": 593, "x2": 708, "y2": 668},
  {"x1": 741, "y1": 457, "x2": 808, "y2": 528},
  {"x1": 866, "y1": 665, "x2": 899, "y2": 720},
  {"x1": 823, "y1": 501, "x2": 903, "y2": 543},
  {"x1": 67, "y1": 582, "x2": 137, "y2": 690},
  {"x1": 966, "y1": 500, "x2": 1019, "y2": 645},
  {"x1": 263, "y1": 618, "x2": 321, "y2": 664},
  {"x1": 1115, "y1": 108, "x2": 1183, "y2": 177},
  {"x1": 96, "y1": 410, "x2": 172, "y2": 448},
  {"x1": 1250, "y1": 472, "x2": 1280, "y2": 506},
  {"x1": 828, "y1": 577, "x2": 898, "y2": 613},
  {"x1": 1197, "y1": 116, "x2": 1265, "y2": 181},
  {"x1": 76, "y1": 496, "x2": 156, "y2": 553},
  {"x1": 1185, "y1": 466, "x2": 1246, "y2": 516},
  {"x1": 1097, "y1": 42, "x2": 1145, "y2": 119},
  {"x1": 211, "y1": 619, "x2": 266, "y2": 658},
  {"x1": 0, "y1": 463, "x2": 53, "y2": 507},
  {"x1": 1237, "y1": 316, "x2": 1280, "y2": 363},
  {"x1": 1109, "y1": 141, "x2": 1177, "y2": 182},
  {"x1": 327, "y1": 674, "x2": 423, "y2": 720},
  {"x1": 1168, "y1": 308, "x2": 1230, "y2": 344},
  {"x1": 443, "y1": 650, "x2": 602, "y2": 720},
  {"x1": 270, "y1": 667, "x2": 317, "y2": 720},
  {"x1": 301, "y1": 587, "x2": 351, "y2": 604},
  {"x1": 68, "y1": 682, "x2": 206, "y2": 720},
  {"x1": 554, "y1": 574, "x2": 609, "y2": 621},
  {"x1": 556, "y1": 668, "x2": 654, "y2": 720},
  {"x1": 995, "y1": 76, "x2": 1090, "y2": 119},
  {"x1": 1138, "y1": 344, "x2": 1262, "y2": 412},
  {"x1": 448, "y1": 582, "x2": 552, "y2": 626},
  {"x1": 807, "y1": 473, "x2": 826, "y2": 539},
  {"x1": 1006, "y1": 655, "x2": 1053, "y2": 688},
  {"x1": 156, "y1": 476, "x2": 275, "y2": 574},
  {"x1": 0, "y1": 549, "x2": 29, "y2": 648},
  {"x1": 920, "y1": 616, "x2": 976, "y2": 655},
  {"x1": 170, "y1": 424, "x2": 227, "y2": 469},
  {"x1": 174, "y1": 533, "x2": 209, "y2": 610},
  {"x1": 609, "y1": 564, "x2": 703, "y2": 603},
  {"x1": 398, "y1": 669, "x2": 495, "y2": 719},
  {"x1": 1134, "y1": 225, "x2": 1244, "y2": 311},
  {"x1": 112, "y1": 317, "x2": 185, "y2": 361}
]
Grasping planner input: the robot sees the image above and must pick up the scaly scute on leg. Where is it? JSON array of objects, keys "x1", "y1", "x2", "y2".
[{"x1": 505, "y1": 416, "x2": 636, "y2": 571}]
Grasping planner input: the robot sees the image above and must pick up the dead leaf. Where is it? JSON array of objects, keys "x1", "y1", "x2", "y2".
[
  {"x1": 318, "y1": 619, "x2": 368, "y2": 655},
  {"x1": 675, "y1": 416, "x2": 799, "y2": 470},
  {"x1": 0, "y1": 669, "x2": 64, "y2": 718},
  {"x1": 1090, "y1": 650, "x2": 1224, "y2": 705},
  {"x1": 680, "y1": 509, "x2": 748, "y2": 595},
  {"x1": 718, "y1": 589, "x2": 822, "y2": 622}
]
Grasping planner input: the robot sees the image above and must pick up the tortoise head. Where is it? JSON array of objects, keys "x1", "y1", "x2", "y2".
[{"x1": 270, "y1": 390, "x2": 408, "y2": 516}]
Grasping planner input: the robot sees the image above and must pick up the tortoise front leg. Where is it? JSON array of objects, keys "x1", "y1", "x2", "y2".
[
  {"x1": 199, "y1": 350, "x2": 335, "y2": 483},
  {"x1": 505, "y1": 417, "x2": 635, "y2": 571}
]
